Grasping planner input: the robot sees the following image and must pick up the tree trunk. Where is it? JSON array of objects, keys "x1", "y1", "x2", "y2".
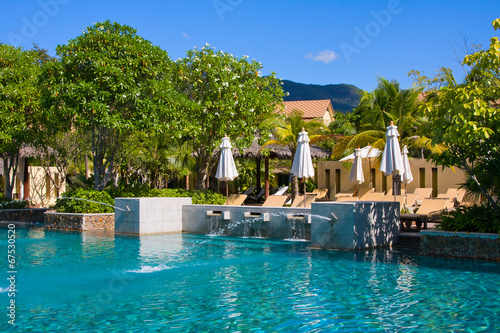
[
  {"x1": 3, "y1": 155, "x2": 19, "y2": 201},
  {"x1": 195, "y1": 162, "x2": 210, "y2": 190}
]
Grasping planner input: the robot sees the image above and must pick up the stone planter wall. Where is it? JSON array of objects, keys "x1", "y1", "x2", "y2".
[
  {"x1": 420, "y1": 230, "x2": 500, "y2": 261},
  {"x1": 45, "y1": 212, "x2": 114, "y2": 231},
  {"x1": 0, "y1": 208, "x2": 52, "y2": 223}
]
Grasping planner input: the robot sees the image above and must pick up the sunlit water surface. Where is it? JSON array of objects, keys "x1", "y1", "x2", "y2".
[{"x1": 1, "y1": 227, "x2": 499, "y2": 332}]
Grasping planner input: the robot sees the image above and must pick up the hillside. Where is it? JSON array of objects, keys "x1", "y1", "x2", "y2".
[{"x1": 281, "y1": 80, "x2": 362, "y2": 113}]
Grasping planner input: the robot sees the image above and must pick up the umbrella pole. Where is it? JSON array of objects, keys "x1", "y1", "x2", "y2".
[
  {"x1": 225, "y1": 182, "x2": 229, "y2": 205},
  {"x1": 303, "y1": 179, "x2": 307, "y2": 207},
  {"x1": 393, "y1": 176, "x2": 397, "y2": 202}
]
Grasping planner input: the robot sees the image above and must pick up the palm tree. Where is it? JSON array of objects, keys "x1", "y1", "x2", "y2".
[
  {"x1": 260, "y1": 109, "x2": 328, "y2": 200},
  {"x1": 332, "y1": 77, "x2": 427, "y2": 160}
]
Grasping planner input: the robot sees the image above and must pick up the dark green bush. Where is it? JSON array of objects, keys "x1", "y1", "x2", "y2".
[
  {"x1": 151, "y1": 188, "x2": 226, "y2": 205},
  {"x1": 55, "y1": 188, "x2": 114, "y2": 213},
  {"x1": 0, "y1": 198, "x2": 31, "y2": 209},
  {"x1": 57, "y1": 183, "x2": 228, "y2": 213},
  {"x1": 437, "y1": 203, "x2": 500, "y2": 234}
]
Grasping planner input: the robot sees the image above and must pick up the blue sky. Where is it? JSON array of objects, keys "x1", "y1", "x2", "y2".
[{"x1": 1, "y1": 0, "x2": 499, "y2": 91}]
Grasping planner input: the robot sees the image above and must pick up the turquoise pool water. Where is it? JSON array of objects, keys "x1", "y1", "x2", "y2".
[{"x1": 1, "y1": 227, "x2": 500, "y2": 332}]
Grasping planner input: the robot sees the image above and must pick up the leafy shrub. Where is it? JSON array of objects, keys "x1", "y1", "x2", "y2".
[
  {"x1": 150, "y1": 189, "x2": 226, "y2": 205},
  {"x1": 0, "y1": 198, "x2": 31, "y2": 209},
  {"x1": 108, "y1": 184, "x2": 226, "y2": 205},
  {"x1": 437, "y1": 203, "x2": 500, "y2": 234},
  {"x1": 55, "y1": 188, "x2": 114, "y2": 213},
  {"x1": 107, "y1": 182, "x2": 152, "y2": 199}
]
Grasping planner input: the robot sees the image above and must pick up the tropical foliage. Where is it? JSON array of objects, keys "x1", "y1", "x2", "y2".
[
  {"x1": 40, "y1": 21, "x2": 183, "y2": 191},
  {"x1": 173, "y1": 44, "x2": 285, "y2": 190},
  {"x1": 0, "y1": 44, "x2": 41, "y2": 199},
  {"x1": 260, "y1": 109, "x2": 328, "y2": 199},
  {"x1": 421, "y1": 18, "x2": 500, "y2": 212},
  {"x1": 438, "y1": 203, "x2": 500, "y2": 234},
  {"x1": 332, "y1": 77, "x2": 425, "y2": 160}
]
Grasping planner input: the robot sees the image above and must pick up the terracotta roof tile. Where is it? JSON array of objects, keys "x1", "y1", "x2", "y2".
[{"x1": 278, "y1": 99, "x2": 333, "y2": 119}]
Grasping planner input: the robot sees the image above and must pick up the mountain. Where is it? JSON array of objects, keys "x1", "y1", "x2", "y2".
[{"x1": 281, "y1": 80, "x2": 362, "y2": 113}]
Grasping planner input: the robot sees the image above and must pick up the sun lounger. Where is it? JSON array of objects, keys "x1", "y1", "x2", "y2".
[
  {"x1": 438, "y1": 188, "x2": 466, "y2": 207},
  {"x1": 242, "y1": 186, "x2": 257, "y2": 196},
  {"x1": 400, "y1": 197, "x2": 451, "y2": 230},
  {"x1": 272, "y1": 186, "x2": 289, "y2": 196},
  {"x1": 386, "y1": 188, "x2": 406, "y2": 196},
  {"x1": 404, "y1": 193, "x2": 419, "y2": 208},
  {"x1": 359, "y1": 192, "x2": 386, "y2": 201},
  {"x1": 226, "y1": 194, "x2": 247, "y2": 206},
  {"x1": 261, "y1": 195, "x2": 288, "y2": 207},
  {"x1": 312, "y1": 188, "x2": 329, "y2": 201},
  {"x1": 247, "y1": 188, "x2": 265, "y2": 202},
  {"x1": 413, "y1": 187, "x2": 433, "y2": 199},
  {"x1": 291, "y1": 193, "x2": 318, "y2": 208},
  {"x1": 335, "y1": 192, "x2": 354, "y2": 198},
  {"x1": 378, "y1": 194, "x2": 407, "y2": 206},
  {"x1": 334, "y1": 196, "x2": 359, "y2": 201}
]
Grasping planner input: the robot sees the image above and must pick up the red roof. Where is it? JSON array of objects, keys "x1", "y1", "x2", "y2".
[{"x1": 278, "y1": 99, "x2": 333, "y2": 119}]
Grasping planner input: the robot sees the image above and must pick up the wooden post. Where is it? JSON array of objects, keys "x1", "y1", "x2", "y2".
[{"x1": 23, "y1": 158, "x2": 29, "y2": 200}]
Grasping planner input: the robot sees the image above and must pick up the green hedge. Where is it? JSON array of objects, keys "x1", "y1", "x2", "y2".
[
  {"x1": 437, "y1": 203, "x2": 500, "y2": 234},
  {"x1": 0, "y1": 198, "x2": 31, "y2": 209},
  {"x1": 56, "y1": 187, "x2": 227, "y2": 213},
  {"x1": 54, "y1": 188, "x2": 115, "y2": 213}
]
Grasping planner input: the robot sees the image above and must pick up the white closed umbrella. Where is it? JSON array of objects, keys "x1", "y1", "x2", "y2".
[
  {"x1": 340, "y1": 145, "x2": 381, "y2": 161},
  {"x1": 291, "y1": 128, "x2": 314, "y2": 206},
  {"x1": 380, "y1": 121, "x2": 404, "y2": 201},
  {"x1": 401, "y1": 145, "x2": 413, "y2": 184},
  {"x1": 340, "y1": 145, "x2": 380, "y2": 188},
  {"x1": 348, "y1": 147, "x2": 365, "y2": 196},
  {"x1": 215, "y1": 136, "x2": 239, "y2": 205}
]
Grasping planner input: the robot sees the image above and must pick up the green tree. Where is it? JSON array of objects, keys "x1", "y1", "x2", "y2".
[
  {"x1": 40, "y1": 21, "x2": 183, "y2": 191},
  {"x1": 421, "y1": 18, "x2": 500, "y2": 211},
  {"x1": 173, "y1": 44, "x2": 285, "y2": 190},
  {"x1": 333, "y1": 77, "x2": 425, "y2": 160},
  {"x1": 0, "y1": 43, "x2": 41, "y2": 199},
  {"x1": 260, "y1": 109, "x2": 328, "y2": 200}
]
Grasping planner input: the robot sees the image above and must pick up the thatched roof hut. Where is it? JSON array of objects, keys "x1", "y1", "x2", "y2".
[{"x1": 234, "y1": 141, "x2": 331, "y2": 159}]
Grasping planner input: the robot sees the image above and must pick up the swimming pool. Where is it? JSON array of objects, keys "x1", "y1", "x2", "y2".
[{"x1": 1, "y1": 227, "x2": 499, "y2": 332}]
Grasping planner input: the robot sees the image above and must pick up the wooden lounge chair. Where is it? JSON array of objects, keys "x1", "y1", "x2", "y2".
[
  {"x1": 261, "y1": 195, "x2": 288, "y2": 207},
  {"x1": 291, "y1": 193, "x2": 318, "y2": 208},
  {"x1": 379, "y1": 194, "x2": 407, "y2": 206},
  {"x1": 386, "y1": 188, "x2": 406, "y2": 196},
  {"x1": 359, "y1": 192, "x2": 386, "y2": 201},
  {"x1": 400, "y1": 197, "x2": 451, "y2": 230},
  {"x1": 437, "y1": 188, "x2": 466, "y2": 207},
  {"x1": 413, "y1": 188, "x2": 433, "y2": 199},
  {"x1": 247, "y1": 188, "x2": 265, "y2": 202},
  {"x1": 226, "y1": 194, "x2": 247, "y2": 206},
  {"x1": 335, "y1": 196, "x2": 359, "y2": 201},
  {"x1": 272, "y1": 186, "x2": 289, "y2": 196},
  {"x1": 335, "y1": 192, "x2": 354, "y2": 198},
  {"x1": 312, "y1": 188, "x2": 329, "y2": 201},
  {"x1": 404, "y1": 193, "x2": 419, "y2": 209},
  {"x1": 242, "y1": 186, "x2": 257, "y2": 196}
]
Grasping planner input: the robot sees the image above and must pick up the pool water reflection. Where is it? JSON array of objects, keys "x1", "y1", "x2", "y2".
[{"x1": 1, "y1": 228, "x2": 499, "y2": 332}]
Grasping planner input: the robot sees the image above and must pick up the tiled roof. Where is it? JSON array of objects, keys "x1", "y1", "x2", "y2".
[{"x1": 278, "y1": 99, "x2": 333, "y2": 119}]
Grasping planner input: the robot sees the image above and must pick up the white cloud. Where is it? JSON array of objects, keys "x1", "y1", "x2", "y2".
[
  {"x1": 305, "y1": 50, "x2": 340, "y2": 64},
  {"x1": 182, "y1": 32, "x2": 190, "y2": 39}
]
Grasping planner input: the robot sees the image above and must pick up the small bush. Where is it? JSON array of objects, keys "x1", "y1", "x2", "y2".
[
  {"x1": 109, "y1": 184, "x2": 226, "y2": 205},
  {"x1": 55, "y1": 188, "x2": 114, "y2": 213},
  {"x1": 437, "y1": 203, "x2": 500, "y2": 234},
  {"x1": 0, "y1": 198, "x2": 31, "y2": 209}
]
